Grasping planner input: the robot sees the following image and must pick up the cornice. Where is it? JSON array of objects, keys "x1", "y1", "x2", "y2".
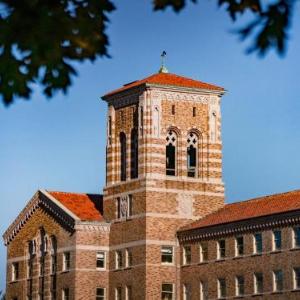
[
  {"x1": 178, "y1": 210, "x2": 300, "y2": 244},
  {"x1": 75, "y1": 221, "x2": 111, "y2": 232}
]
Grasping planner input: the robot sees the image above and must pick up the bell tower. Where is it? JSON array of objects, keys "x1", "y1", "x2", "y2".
[{"x1": 102, "y1": 67, "x2": 225, "y2": 299}]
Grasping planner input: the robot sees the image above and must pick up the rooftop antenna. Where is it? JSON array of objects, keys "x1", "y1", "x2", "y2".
[{"x1": 158, "y1": 51, "x2": 168, "y2": 73}]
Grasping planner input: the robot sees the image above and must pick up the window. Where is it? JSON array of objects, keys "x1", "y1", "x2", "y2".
[
  {"x1": 51, "y1": 254, "x2": 57, "y2": 274},
  {"x1": 62, "y1": 288, "x2": 69, "y2": 300},
  {"x1": 293, "y1": 268, "x2": 300, "y2": 290},
  {"x1": 120, "y1": 132, "x2": 127, "y2": 181},
  {"x1": 171, "y1": 105, "x2": 175, "y2": 115},
  {"x1": 117, "y1": 195, "x2": 132, "y2": 219},
  {"x1": 39, "y1": 257, "x2": 45, "y2": 276},
  {"x1": 125, "y1": 249, "x2": 132, "y2": 267},
  {"x1": 183, "y1": 284, "x2": 191, "y2": 300},
  {"x1": 187, "y1": 132, "x2": 198, "y2": 177},
  {"x1": 50, "y1": 291, "x2": 56, "y2": 300},
  {"x1": 96, "y1": 288, "x2": 105, "y2": 300},
  {"x1": 235, "y1": 236, "x2": 244, "y2": 256},
  {"x1": 96, "y1": 252, "x2": 105, "y2": 269},
  {"x1": 12, "y1": 262, "x2": 19, "y2": 281},
  {"x1": 272, "y1": 230, "x2": 282, "y2": 250},
  {"x1": 130, "y1": 128, "x2": 138, "y2": 179},
  {"x1": 63, "y1": 252, "x2": 70, "y2": 271},
  {"x1": 253, "y1": 233, "x2": 263, "y2": 254},
  {"x1": 166, "y1": 130, "x2": 177, "y2": 176},
  {"x1": 199, "y1": 281, "x2": 208, "y2": 300},
  {"x1": 273, "y1": 270, "x2": 283, "y2": 292},
  {"x1": 193, "y1": 107, "x2": 196, "y2": 117},
  {"x1": 125, "y1": 285, "x2": 132, "y2": 300},
  {"x1": 115, "y1": 251, "x2": 123, "y2": 269},
  {"x1": 115, "y1": 287, "x2": 122, "y2": 300},
  {"x1": 293, "y1": 227, "x2": 300, "y2": 248},
  {"x1": 254, "y1": 272, "x2": 263, "y2": 294},
  {"x1": 27, "y1": 260, "x2": 33, "y2": 278},
  {"x1": 183, "y1": 246, "x2": 191, "y2": 265},
  {"x1": 217, "y1": 278, "x2": 226, "y2": 299},
  {"x1": 199, "y1": 242, "x2": 208, "y2": 262},
  {"x1": 235, "y1": 276, "x2": 245, "y2": 296},
  {"x1": 161, "y1": 283, "x2": 173, "y2": 300},
  {"x1": 161, "y1": 246, "x2": 173, "y2": 264},
  {"x1": 217, "y1": 240, "x2": 225, "y2": 259}
]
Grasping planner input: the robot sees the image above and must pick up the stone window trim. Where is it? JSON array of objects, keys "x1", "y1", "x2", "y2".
[
  {"x1": 62, "y1": 252, "x2": 71, "y2": 272},
  {"x1": 183, "y1": 246, "x2": 191, "y2": 265},
  {"x1": 96, "y1": 251, "x2": 106, "y2": 270},
  {"x1": 293, "y1": 267, "x2": 300, "y2": 290},
  {"x1": 116, "y1": 195, "x2": 133, "y2": 220},
  {"x1": 235, "y1": 236, "x2": 244, "y2": 257},
  {"x1": 96, "y1": 287, "x2": 106, "y2": 300},
  {"x1": 11, "y1": 262, "x2": 19, "y2": 282},
  {"x1": 161, "y1": 246, "x2": 174, "y2": 265},
  {"x1": 217, "y1": 240, "x2": 226, "y2": 260},
  {"x1": 161, "y1": 283, "x2": 174, "y2": 300},
  {"x1": 272, "y1": 230, "x2": 282, "y2": 251},
  {"x1": 254, "y1": 272, "x2": 264, "y2": 294},
  {"x1": 273, "y1": 270, "x2": 284, "y2": 292}
]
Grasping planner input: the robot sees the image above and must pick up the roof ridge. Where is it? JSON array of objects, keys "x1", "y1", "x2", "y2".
[{"x1": 47, "y1": 190, "x2": 102, "y2": 196}]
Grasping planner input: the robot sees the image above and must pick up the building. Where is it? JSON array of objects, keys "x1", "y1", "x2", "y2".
[{"x1": 3, "y1": 66, "x2": 300, "y2": 300}]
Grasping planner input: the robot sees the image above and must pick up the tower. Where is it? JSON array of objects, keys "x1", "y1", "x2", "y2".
[{"x1": 102, "y1": 67, "x2": 225, "y2": 299}]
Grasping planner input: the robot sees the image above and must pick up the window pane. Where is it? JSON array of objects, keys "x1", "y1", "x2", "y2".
[
  {"x1": 294, "y1": 227, "x2": 300, "y2": 247},
  {"x1": 162, "y1": 246, "x2": 173, "y2": 263},
  {"x1": 254, "y1": 233, "x2": 262, "y2": 253},
  {"x1": 273, "y1": 230, "x2": 282, "y2": 250},
  {"x1": 97, "y1": 252, "x2": 105, "y2": 268},
  {"x1": 274, "y1": 270, "x2": 283, "y2": 291},
  {"x1": 294, "y1": 268, "x2": 300, "y2": 289},
  {"x1": 162, "y1": 284, "x2": 173, "y2": 300},
  {"x1": 254, "y1": 273, "x2": 263, "y2": 294},
  {"x1": 236, "y1": 237, "x2": 244, "y2": 256}
]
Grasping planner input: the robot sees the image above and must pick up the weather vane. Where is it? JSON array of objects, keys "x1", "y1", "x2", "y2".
[{"x1": 159, "y1": 51, "x2": 168, "y2": 73}]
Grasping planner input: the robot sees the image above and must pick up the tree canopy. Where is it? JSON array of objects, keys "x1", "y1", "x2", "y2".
[{"x1": 0, "y1": 0, "x2": 294, "y2": 106}]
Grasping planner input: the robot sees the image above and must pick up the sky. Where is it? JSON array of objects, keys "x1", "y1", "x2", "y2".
[{"x1": 1, "y1": 0, "x2": 300, "y2": 291}]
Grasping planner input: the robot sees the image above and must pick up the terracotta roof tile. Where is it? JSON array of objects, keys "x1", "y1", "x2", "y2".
[
  {"x1": 180, "y1": 189, "x2": 300, "y2": 232},
  {"x1": 103, "y1": 72, "x2": 224, "y2": 98},
  {"x1": 48, "y1": 191, "x2": 104, "y2": 222}
]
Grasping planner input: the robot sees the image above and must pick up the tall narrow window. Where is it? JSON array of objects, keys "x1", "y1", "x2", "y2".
[
  {"x1": 217, "y1": 278, "x2": 226, "y2": 299},
  {"x1": 187, "y1": 132, "x2": 198, "y2": 177},
  {"x1": 217, "y1": 240, "x2": 226, "y2": 259},
  {"x1": 63, "y1": 252, "x2": 70, "y2": 271},
  {"x1": 96, "y1": 288, "x2": 105, "y2": 300},
  {"x1": 166, "y1": 130, "x2": 177, "y2": 176},
  {"x1": 235, "y1": 236, "x2": 244, "y2": 256},
  {"x1": 254, "y1": 233, "x2": 263, "y2": 254},
  {"x1": 171, "y1": 104, "x2": 175, "y2": 115},
  {"x1": 293, "y1": 268, "x2": 300, "y2": 290},
  {"x1": 235, "y1": 276, "x2": 245, "y2": 296},
  {"x1": 183, "y1": 246, "x2": 191, "y2": 265},
  {"x1": 108, "y1": 116, "x2": 112, "y2": 146},
  {"x1": 125, "y1": 285, "x2": 132, "y2": 300},
  {"x1": 199, "y1": 242, "x2": 208, "y2": 262},
  {"x1": 200, "y1": 281, "x2": 208, "y2": 300},
  {"x1": 273, "y1": 270, "x2": 283, "y2": 291},
  {"x1": 254, "y1": 273, "x2": 263, "y2": 294},
  {"x1": 115, "y1": 287, "x2": 122, "y2": 300},
  {"x1": 193, "y1": 107, "x2": 196, "y2": 117},
  {"x1": 115, "y1": 251, "x2": 123, "y2": 269},
  {"x1": 183, "y1": 284, "x2": 191, "y2": 300},
  {"x1": 272, "y1": 230, "x2": 282, "y2": 251},
  {"x1": 96, "y1": 252, "x2": 105, "y2": 269},
  {"x1": 120, "y1": 132, "x2": 127, "y2": 181},
  {"x1": 125, "y1": 249, "x2": 132, "y2": 267},
  {"x1": 130, "y1": 128, "x2": 138, "y2": 179},
  {"x1": 62, "y1": 288, "x2": 69, "y2": 300},
  {"x1": 12, "y1": 262, "x2": 19, "y2": 281},
  {"x1": 161, "y1": 283, "x2": 173, "y2": 300},
  {"x1": 161, "y1": 246, "x2": 173, "y2": 264},
  {"x1": 293, "y1": 227, "x2": 300, "y2": 248}
]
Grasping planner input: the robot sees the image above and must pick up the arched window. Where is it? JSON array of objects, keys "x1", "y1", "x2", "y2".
[
  {"x1": 120, "y1": 132, "x2": 127, "y2": 181},
  {"x1": 166, "y1": 130, "x2": 177, "y2": 176},
  {"x1": 130, "y1": 128, "x2": 138, "y2": 179},
  {"x1": 187, "y1": 132, "x2": 198, "y2": 177}
]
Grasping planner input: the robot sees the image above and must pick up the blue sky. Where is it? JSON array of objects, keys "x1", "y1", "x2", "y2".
[{"x1": 1, "y1": 0, "x2": 300, "y2": 290}]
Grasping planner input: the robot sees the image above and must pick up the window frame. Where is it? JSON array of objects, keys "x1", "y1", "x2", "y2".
[
  {"x1": 11, "y1": 262, "x2": 19, "y2": 281},
  {"x1": 63, "y1": 252, "x2": 70, "y2": 272},
  {"x1": 115, "y1": 287, "x2": 122, "y2": 300},
  {"x1": 253, "y1": 233, "x2": 263, "y2": 254},
  {"x1": 235, "y1": 275, "x2": 245, "y2": 296},
  {"x1": 217, "y1": 240, "x2": 226, "y2": 259},
  {"x1": 235, "y1": 236, "x2": 244, "y2": 256},
  {"x1": 272, "y1": 230, "x2": 282, "y2": 251},
  {"x1": 125, "y1": 285, "x2": 132, "y2": 300},
  {"x1": 161, "y1": 246, "x2": 174, "y2": 265},
  {"x1": 96, "y1": 251, "x2": 106, "y2": 270},
  {"x1": 254, "y1": 272, "x2": 263, "y2": 294},
  {"x1": 96, "y1": 287, "x2": 106, "y2": 300},
  {"x1": 166, "y1": 130, "x2": 177, "y2": 176},
  {"x1": 293, "y1": 268, "x2": 300, "y2": 290},
  {"x1": 199, "y1": 242, "x2": 208, "y2": 262},
  {"x1": 183, "y1": 246, "x2": 191, "y2": 265},
  {"x1": 217, "y1": 278, "x2": 226, "y2": 299},
  {"x1": 293, "y1": 227, "x2": 300, "y2": 248},
  {"x1": 62, "y1": 288, "x2": 69, "y2": 300},
  {"x1": 273, "y1": 270, "x2": 283, "y2": 292},
  {"x1": 115, "y1": 250, "x2": 123, "y2": 270},
  {"x1": 125, "y1": 248, "x2": 132, "y2": 268},
  {"x1": 161, "y1": 283, "x2": 174, "y2": 300}
]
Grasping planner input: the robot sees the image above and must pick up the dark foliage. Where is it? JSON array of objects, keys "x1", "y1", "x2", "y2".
[
  {"x1": 0, "y1": 0, "x2": 115, "y2": 105},
  {"x1": 153, "y1": 0, "x2": 293, "y2": 56},
  {"x1": 0, "y1": 0, "x2": 293, "y2": 105}
]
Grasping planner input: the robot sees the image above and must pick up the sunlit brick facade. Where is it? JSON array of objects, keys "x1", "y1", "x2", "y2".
[{"x1": 4, "y1": 70, "x2": 300, "y2": 300}]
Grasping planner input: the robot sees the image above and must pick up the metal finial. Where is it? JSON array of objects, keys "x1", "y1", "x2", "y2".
[{"x1": 159, "y1": 51, "x2": 168, "y2": 73}]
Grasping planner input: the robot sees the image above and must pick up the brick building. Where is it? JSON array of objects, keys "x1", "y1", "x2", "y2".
[{"x1": 3, "y1": 68, "x2": 300, "y2": 300}]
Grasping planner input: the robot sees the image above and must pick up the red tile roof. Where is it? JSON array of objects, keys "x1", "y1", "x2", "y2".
[
  {"x1": 181, "y1": 189, "x2": 300, "y2": 232},
  {"x1": 103, "y1": 72, "x2": 224, "y2": 98},
  {"x1": 47, "y1": 191, "x2": 104, "y2": 222}
]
